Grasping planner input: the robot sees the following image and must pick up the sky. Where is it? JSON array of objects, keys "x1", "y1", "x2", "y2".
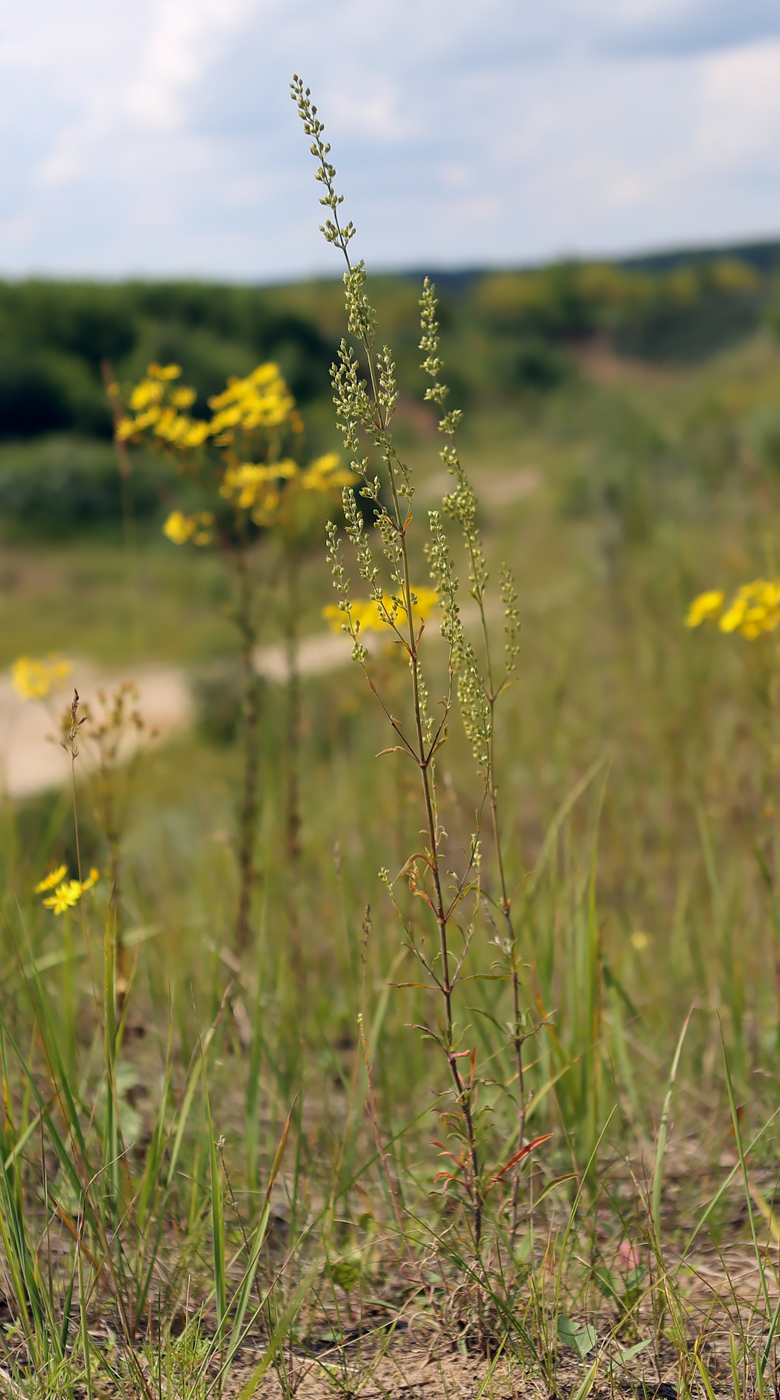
[{"x1": 1, "y1": 0, "x2": 780, "y2": 282}]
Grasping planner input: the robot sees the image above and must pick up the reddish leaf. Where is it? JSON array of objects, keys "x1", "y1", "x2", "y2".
[{"x1": 491, "y1": 1134, "x2": 553, "y2": 1185}]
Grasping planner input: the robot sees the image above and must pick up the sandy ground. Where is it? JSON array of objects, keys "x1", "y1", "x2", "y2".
[{"x1": 0, "y1": 629, "x2": 355, "y2": 801}]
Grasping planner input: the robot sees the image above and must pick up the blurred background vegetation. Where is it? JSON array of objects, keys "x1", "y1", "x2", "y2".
[{"x1": 1, "y1": 238, "x2": 779, "y2": 538}]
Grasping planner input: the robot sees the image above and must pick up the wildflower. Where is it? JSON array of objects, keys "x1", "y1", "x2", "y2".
[
  {"x1": 181, "y1": 420, "x2": 211, "y2": 448},
  {"x1": 687, "y1": 579, "x2": 780, "y2": 639},
  {"x1": 170, "y1": 386, "x2": 197, "y2": 409},
  {"x1": 301, "y1": 452, "x2": 355, "y2": 492},
  {"x1": 12, "y1": 653, "x2": 72, "y2": 700},
  {"x1": 207, "y1": 363, "x2": 295, "y2": 437},
  {"x1": 129, "y1": 379, "x2": 163, "y2": 411},
  {"x1": 324, "y1": 588, "x2": 439, "y2": 636},
  {"x1": 163, "y1": 510, "x2": 192, "y2": 544},
  {"x1": 147, "y1": 363, "x2": 182, "y2": 380},
  {"x1": 720, "y1": 580, "x2": 780, "y2": 638},
  {"x1": 220, "y1": 461, "x2": 298, "y2": 512},
  {"x1": 685, "y1": 590, "x2": 724, "y2": 628},
  {"x1": 162, "y1": 510, "x2": 214, "y2": 546},
  {"x1": 39, "y1": 867, "x2": 99, "y2": 914},
  {"x1": 35, "y1": 864, "x2": 68, "y2": 893}
]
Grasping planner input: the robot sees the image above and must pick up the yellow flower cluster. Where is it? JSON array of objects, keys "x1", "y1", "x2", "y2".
[
  {"x1": 220, "y1": 459, "x2": 297, "y2": 515},
  {"x1": 208, "y1": 363, "x2": 297, "y2": 438},
  {"x1": 118, "y1": 360, "x2": 300, "y2": 449},
  {"x1": 35, "y1": 865, "x2": 99, "y2": 914},
  {"x1": 118, "y1": 360, "x2": 212, "y2": 448},
  {"x1": 118, "y1": 362, "x2": 354, "y2": 543},
  {"x1": 218, "y1": 453, "x2": 356, "y2": 528},
  {"x1": 300, "y1": 452, "x2": 355, "y2": 493},
  {"x1": 12, "y1": 653, "x2": 72, "y2": 700},
  {"x1": 324, "y1": 587, "x2": 440, "y2": 636},
  {"x1": 686, "y1": 580, "x2": 780, "y2": 639},
  {"x1": 163, "y1": 510, "x2": 215, "y2": 546}
]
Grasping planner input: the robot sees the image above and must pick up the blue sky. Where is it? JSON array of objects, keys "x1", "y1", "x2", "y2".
[{"x1": 1, "y1": 0, "x2": 780, "y2": 280}]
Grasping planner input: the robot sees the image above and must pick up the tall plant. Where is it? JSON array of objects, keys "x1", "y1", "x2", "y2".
[
  {"x1": 292, "y1": 78, "x2": 547, "y2": 1250},
  {"x1": 116, "y1": 361, "x2": 352, "y2": 947}
]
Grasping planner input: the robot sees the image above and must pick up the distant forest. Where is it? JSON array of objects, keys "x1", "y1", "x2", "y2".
[{"x1": 0, "y1": 238, "x2": 778, "y2": 534}]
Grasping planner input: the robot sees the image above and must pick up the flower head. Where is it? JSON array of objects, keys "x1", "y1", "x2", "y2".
[
  {"x1": 301, "y1": 452, "x2": 355, "y2": 493},
  {"x1": 163, "y1": 511, "x2": 214, "y2": 546},
  {"x1": 148, "y1": 363, "x2": 182, "y2": 380},
  {"x1": 12, "y1": 654, "x2": 72, "y2": 700},
  {"x1": 39, "y1": 867, "x2": 99, "y2": 914},
  {"x1": 324, "y1": 588, "x2": 439, "y2": 637},
  {"x1": 35, "y1": 864, "x2": 68, "y2": 893},
  {"x1": 129, "y1": 379, "x2": 164, "y2": 412},
  {"x1": 207, "y1": 363, "x2": 295, "y2": 438},
  {"x1": 685, "y1": 590, "x2": 724, "y2": 628},
  {"x1": 687, "y1": 579, "x2": 780, "y2": 639}
]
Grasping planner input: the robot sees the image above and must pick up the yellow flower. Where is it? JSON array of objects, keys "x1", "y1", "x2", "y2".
[
  {"x1": 148, "y1": 363, "x2": 182, "y2": 380},
  {"x1": 162, "y1": 511, "x2": 214, "y2": 546},
  {"x1": 41, "y1": 868, "x2": 98, "y2": 915},
  {"x1": 694, "y1": 578, "x2": 780, "y2": 639},
  {"x1": 116, "y1": 416, "x2": 137, "y2": 441},
  {"x1": 171, "y1": 386, "x2": 197, "y2": 409},
  {"x1": 163, "y1": 511, "x2": 193, "y2": 544},
  {"x1": 43, "y1": 880, "x2": 83, "y2": 914},
  {"x1": 685, "y1": 589, "x2": 724, "y2": 628},
  {"x1": 719, "y1": 597, "x2": 746, "y2": 633},
  {"x1": 301, "y1": 452, "x2": 356, "y2": 493},
  {"x1": 181, "y1": 420, "x2": 211, "y2": 448},
  {"x1": 129, "y1": 379, "x2": 163, "y2": 411},
  {"x1": 12, "y1": 654, "x2": 72, "y2": 700},
  {"x1": 207, "y1": 363, "x2": 295, "y2": 436},
  {"x1": 220, "y1": 460, "x2": 298, "y2": 511},
  {"x1": 323, "y1": 588, "x2": 439, "y2": 635},
  {"x1": 35, "y1": 864, "x2": 68, "y2": 893}
]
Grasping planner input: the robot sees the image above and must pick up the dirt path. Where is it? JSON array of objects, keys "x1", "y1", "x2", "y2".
[{"x1": 0, "y1": 630, "x2": 355, "y2": 801}]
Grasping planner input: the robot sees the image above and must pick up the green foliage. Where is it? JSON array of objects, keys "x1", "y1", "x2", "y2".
[{"x1": 0, "y1": 435, "x2": 162, "y2": 536}]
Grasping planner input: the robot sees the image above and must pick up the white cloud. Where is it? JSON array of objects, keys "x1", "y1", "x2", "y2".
[
  {"x1": 698, "y1": 38, "x2": 780, "y2": 166},
  {"x1": 126, "y1": 0, "x2": 255, "y2": 131},
  {"x1": 0, "y1": 1, "x2": 780, "y2": 277}
]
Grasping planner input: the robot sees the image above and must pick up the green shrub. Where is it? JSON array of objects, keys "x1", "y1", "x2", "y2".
[{"x1": 0, "y1": 435, "x2": 161, "y2": 535}]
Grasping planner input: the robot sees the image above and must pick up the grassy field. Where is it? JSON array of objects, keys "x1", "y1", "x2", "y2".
[{"x1": 3, "y1": 310, "x2": 780, "y2": 1398}]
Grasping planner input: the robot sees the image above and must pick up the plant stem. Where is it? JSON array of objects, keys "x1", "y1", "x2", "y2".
[
  {"x1": 284, "y1": 550, "x2": 302, "y2": 866},
  {"x1": 234, "y1": 543, "x2": 261, "y2": 953}
]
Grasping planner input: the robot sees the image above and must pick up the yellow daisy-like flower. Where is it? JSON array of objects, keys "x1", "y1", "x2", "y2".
[
  {"x1": 207, "y1": 363, "x2": 295, "y2": 437},
  {"x1": 301, "y1": 452, "x2": 355, "y2": 493},
  {"x1": 35, "y1": 864, "x2": 68, "y2": 893},
  {"x1": 129, "y1": 379, "x2": 164, "y2": 412},
  {"x1": 720, "y1": 580, "x2": 780, "y2": 638},
  {"x1": 170, "y1": 387, "x2": 197, "y2": 409},
  {"x1": 181, "y1": 420, "x2": 211, "y2": 448},
  {"x1": 12, "y1": 653, "x2": 72, "y2": 700},
  {"x1": 162, "y1": 510, "x2": 214, "y2": 546},
  {"x1": 220, "y1": 460, "x2": 298, "y2": 511},
  {"x1": 688, "y1": 579, "x2": 780, "y2": 640},
  {"x1": 147, "y1": 363, "x2": 182, "y2": 380},
  {"x1": 324, "y1": 588, "x2": 439, "y2": 636},
  {"x1": 43, "y1": 880, "x2": 83, "y2": 914},
  {"x1": 685, "y1": 590, "x2": 724, "y2": 628},
  {"x1": 163, "y1": 510, "x2": 192, "y2": 544},
  {"x1": 40, "y1": 867, "x2": 99, "y2": 914}
]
